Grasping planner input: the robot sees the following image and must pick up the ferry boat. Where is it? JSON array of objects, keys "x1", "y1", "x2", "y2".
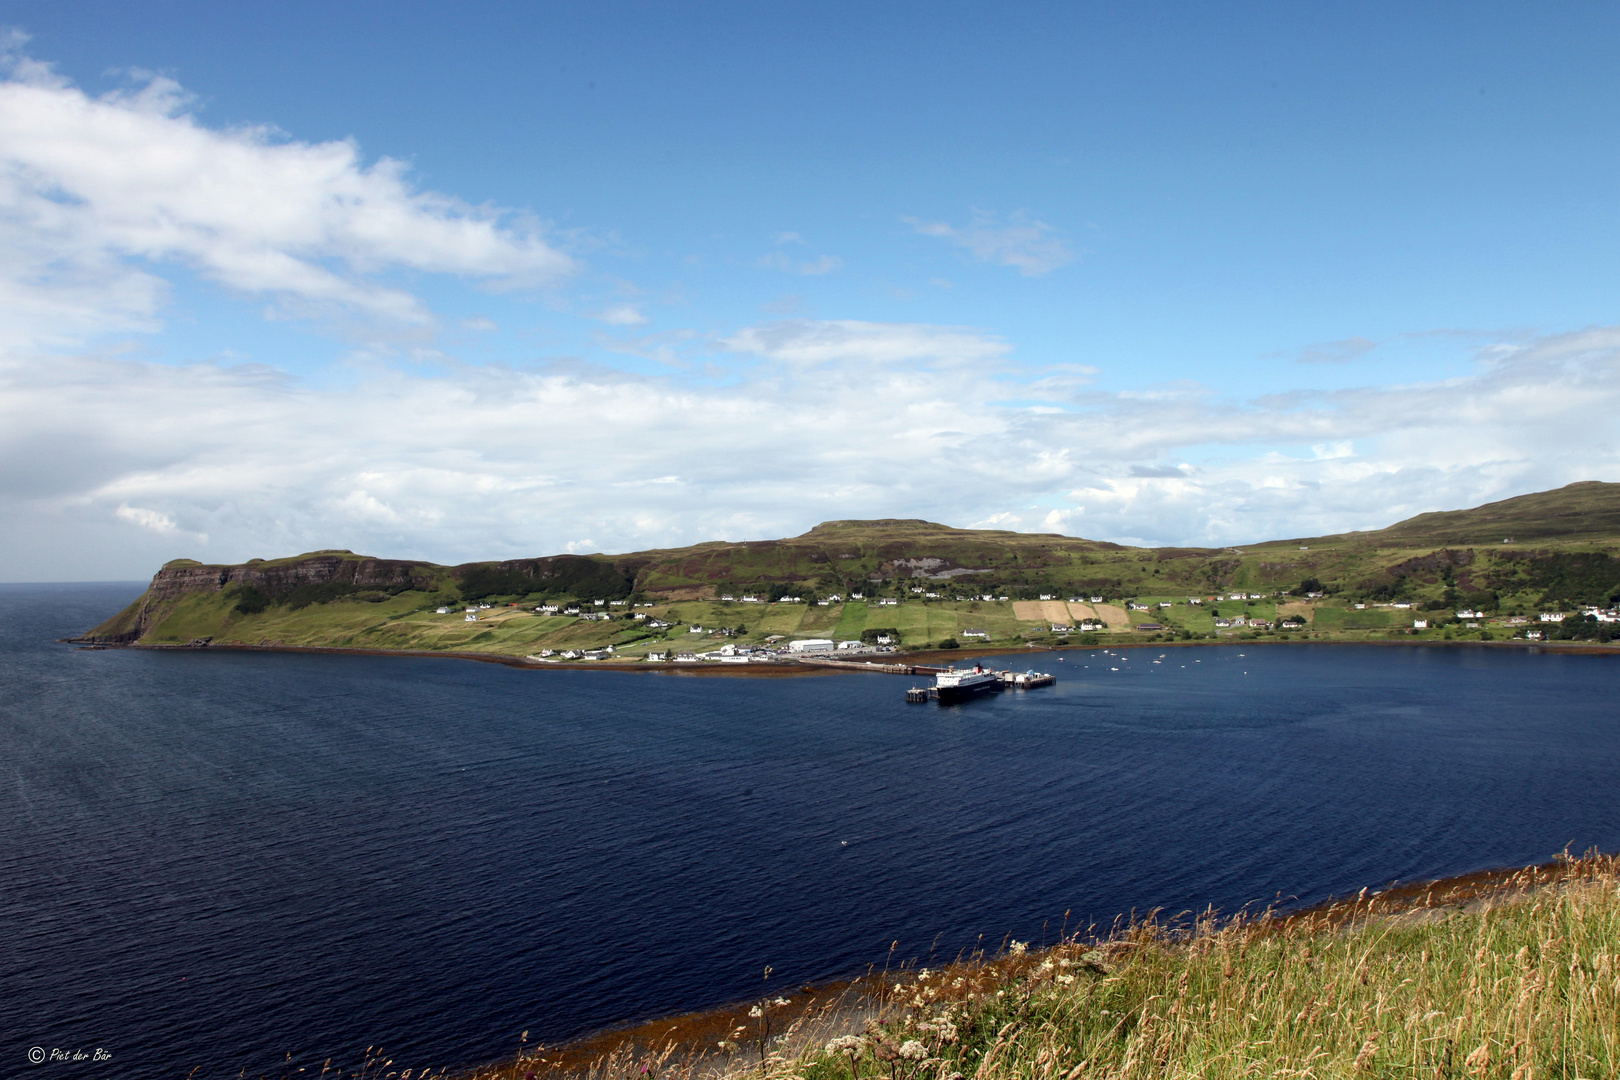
[{"x1": 933, "y1": 664, "x2": 1004, "y2": 704}]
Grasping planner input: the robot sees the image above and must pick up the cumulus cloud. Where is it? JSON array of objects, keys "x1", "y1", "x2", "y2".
[
  {"x1": 4, "y1": 319, "x2": 1619, "y2": 579},
  {"x1": 114, "y1": 503, "x2": 178, "y2": 534},
  {"x1": 905, "y1": 211, "x2": 1074, "y2": 276},
  {"x1": 721, "y1": 319, "x2": 1011, "y2": 367},
  {"x1": 0, "y1": 38, "x2": 572, "y2": 346}
]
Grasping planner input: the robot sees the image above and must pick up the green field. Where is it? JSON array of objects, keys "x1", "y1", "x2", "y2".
[{"x1": 83, "y1": 482, "x2": 1620, "y2": 656}]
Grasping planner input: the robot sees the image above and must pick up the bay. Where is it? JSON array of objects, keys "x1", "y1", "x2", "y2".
[{"x1": 3, "y1": 583, "x2": 1617, "y2": 1079}]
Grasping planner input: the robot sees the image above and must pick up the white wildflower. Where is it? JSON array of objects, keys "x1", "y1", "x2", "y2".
[
  {"x1": 1036, "y1": 959, "x2": 1054, "y2": 975},
  {"x1": 898, "y1": 1040, "x2": 928, "y2": 1062},
  {"x1": 1057, "y1": 974, "x2": 1075, "y2": 985},
  {"x1": 1009, "y1": 940, "x2": 1028, "y2": 956},
  {"x1": 825, "y1": 1035, "x2": 864, "y2": 1055},
  {"x1": 774, "y1": 997, "x2": 790, "y2": 1007},
  {"x1": 748, "y1": 1006, "x2": 763, "y2": 1018}
]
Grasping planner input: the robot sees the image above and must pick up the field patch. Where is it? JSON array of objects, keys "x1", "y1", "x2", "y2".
[
  {"x1": 1012, "y1": 601, "x2": 1072, "y2": 623},
  {"x1": 1277, "y1": 601, "x2": 1316, "y2": 623}
]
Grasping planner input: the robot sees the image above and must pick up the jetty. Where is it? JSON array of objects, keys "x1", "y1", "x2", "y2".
[
  {"x1": 795, "y1": 656, "x2": 936, "y2": 675},
  {"x1": 906, "y1": 666, "x2": 1056, "y2": 702}
]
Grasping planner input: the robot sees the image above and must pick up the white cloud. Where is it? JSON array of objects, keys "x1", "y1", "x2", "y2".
[
  {"x1": 905, "y1": 211, "x2": 1073, "y2": 276},
  {"x1": 721, "y1": 319, "x2": 1011, "y2": 367},
  {"x1": 0, "y1": 40, "x2": 572, "y2": 347},
  {"x1": 586, "y1": 303, "x2": 648, "y2": 326},
  {"x1": 114, "y1": 503, "x2": 177, "y2": 534},
  {"x1": 5, "y1": 320, "x2": 1619, "y2": 580}
]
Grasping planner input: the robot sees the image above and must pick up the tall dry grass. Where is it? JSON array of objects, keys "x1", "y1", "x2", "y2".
[{"x1": 338, "y1": 854, "x2": 1620, "y2": 1080}]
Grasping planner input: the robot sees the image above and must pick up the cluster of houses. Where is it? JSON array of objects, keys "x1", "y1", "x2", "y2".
[{"x1": 436, "y1": 602, "x2": 495, "y2": 622}]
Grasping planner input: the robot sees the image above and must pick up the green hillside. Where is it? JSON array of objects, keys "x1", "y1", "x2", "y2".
[{"x1": 77, "y1": 482, "x2": 1620, "y2": 657}]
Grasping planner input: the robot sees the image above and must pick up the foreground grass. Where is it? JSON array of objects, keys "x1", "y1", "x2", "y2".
[{"x1": 448, "y1": 855, "x2": 1619, "y2": 1080}]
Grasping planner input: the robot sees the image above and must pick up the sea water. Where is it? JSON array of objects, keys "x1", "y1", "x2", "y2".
[{"x1": 4, "y1": 583, "x2": 1618, "y2": 1079}]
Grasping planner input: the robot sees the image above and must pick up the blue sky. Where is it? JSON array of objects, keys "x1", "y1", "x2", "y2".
[{"x1": 3, "y1": 2, "x2": 1619, "y2": 578}]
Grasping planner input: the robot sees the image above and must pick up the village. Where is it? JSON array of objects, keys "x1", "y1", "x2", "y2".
[{"x1": 405, "y1": 584, "x2": 1614, "y2": 665}]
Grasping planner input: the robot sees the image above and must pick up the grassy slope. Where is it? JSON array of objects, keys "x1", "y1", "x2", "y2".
[
  {"x1": 456, "y1": 856, "x2": 1620, "y2": 1080},
  {"x1": 87, "y1": 482, "x2": 1620, "y2": 655}
]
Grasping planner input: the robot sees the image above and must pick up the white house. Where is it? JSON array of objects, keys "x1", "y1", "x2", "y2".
[
  {"x1": 836, "y1": 639, "x2": 864, "y2": 650},
  {"x1": 689, "y1": 625, "x2": 705, "y2": 634},
  {"x1": 1455, "y1": 609, "x2": 1481, "y2": 619},
  {"x1": 788, "y1": 638, "x2": 835, "y2": 653},
  {"x1": 720, "y1": 594, "x2": 735, "y2": 601},
  {"x1": 876, "y1": 634, "x2": 894, "y2": 644},
  {"x1": 1050, "y1": 624, "x2": 1071, "y2": 634},
  {"x1": 1039, "y1": 594, "x2": 1054, "y2": 601},
  {"x1": 436, "y1": 606, "x2": 451, "y2": 614},
  {"x1": 647, "y1": 651, "x2": 668, "y2": 662},
  {"x1": 1080, "y1": 621, "x2": 1104, "y2": 632},
  {"x1": 1090, "y1": 596, "x2": 1104, "y2": 603},
  {"x1": 1413, "y1": 619, "x2": 1428, "y2": 629},
  {"x1": 464, "y1": 613, "x2": 479, "y2": 622},
  {"x1": 1541, "y1": 612, "x2": 1566, "y2": 622},
  {"x1": 742, "y1": 595, "x2": 760, "y2": 603},
  {"x1": 850, "y1": 592, "x2": 864, "y2": 600},
  {"x1": 962, "y1": 628, "x2": 989, "y2": 638},
  {"x1": 1159, "y1": 602, "x2": 1173, "y2": 609},
  {"x1": 1214, "y1": 618, "x2": 1232, "y2": 628}
]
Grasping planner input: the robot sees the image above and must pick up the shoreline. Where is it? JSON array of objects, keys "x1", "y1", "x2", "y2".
[
  {"x1": 65, "y1": 635, "x2": 1620, "y2": 675},
  {"x1": 451, "y1": 850, "x2": 1613, "y2": 1080}
]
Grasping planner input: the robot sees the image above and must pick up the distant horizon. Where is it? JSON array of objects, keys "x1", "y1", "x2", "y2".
[{"x1": 6, "y1": 477, "x2": 1611, "y2": 585}]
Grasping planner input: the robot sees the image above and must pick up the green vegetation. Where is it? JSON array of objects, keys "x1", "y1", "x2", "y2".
[
  {"x1": 79, "y1": 482, "x2": 1620, "y2": 657},
  {"x1": 442, "y1": 855, "x2": 1619, "y2": 1080}
]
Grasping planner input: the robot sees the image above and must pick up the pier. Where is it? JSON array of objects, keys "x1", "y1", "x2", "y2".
[{"x1": 906, "y1": 666, "x2": 1056, "y2": 701}]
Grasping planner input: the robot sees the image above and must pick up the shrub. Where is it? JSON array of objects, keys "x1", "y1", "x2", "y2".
[{"x1": 232, "y1": 585, "x2": 270, "y2": 615}]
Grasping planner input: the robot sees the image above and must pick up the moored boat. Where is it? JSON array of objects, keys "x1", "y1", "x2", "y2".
[{"x1": 933, "y1": 664, "x2": 1004, "y2": 703}]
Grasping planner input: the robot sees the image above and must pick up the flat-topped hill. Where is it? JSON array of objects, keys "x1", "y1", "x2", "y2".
[{"x1": 80, "y1": 481, "x2": 1620, "y2": 652}]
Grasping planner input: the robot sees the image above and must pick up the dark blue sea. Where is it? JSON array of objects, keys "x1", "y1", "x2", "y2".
[{"x1": 4, "y1": 582, "x2": 1618, "y2": 1079}]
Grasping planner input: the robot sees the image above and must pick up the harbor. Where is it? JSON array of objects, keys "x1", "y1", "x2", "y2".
[{"x1": 907, "y1": 664, "x2": 1057, "y2": 702}]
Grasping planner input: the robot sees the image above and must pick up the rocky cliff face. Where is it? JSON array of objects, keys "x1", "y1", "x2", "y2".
[
  {"x1": 83, "y1": 553, "x2": 436, "y2": 643},
  {"x1": 146, "y1": 553, "x2": 431, "y2": 598}
]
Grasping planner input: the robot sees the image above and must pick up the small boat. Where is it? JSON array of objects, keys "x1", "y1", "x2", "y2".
[{"x1": 933, "y1": 664, "x2": 1004, "y2": 704}]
